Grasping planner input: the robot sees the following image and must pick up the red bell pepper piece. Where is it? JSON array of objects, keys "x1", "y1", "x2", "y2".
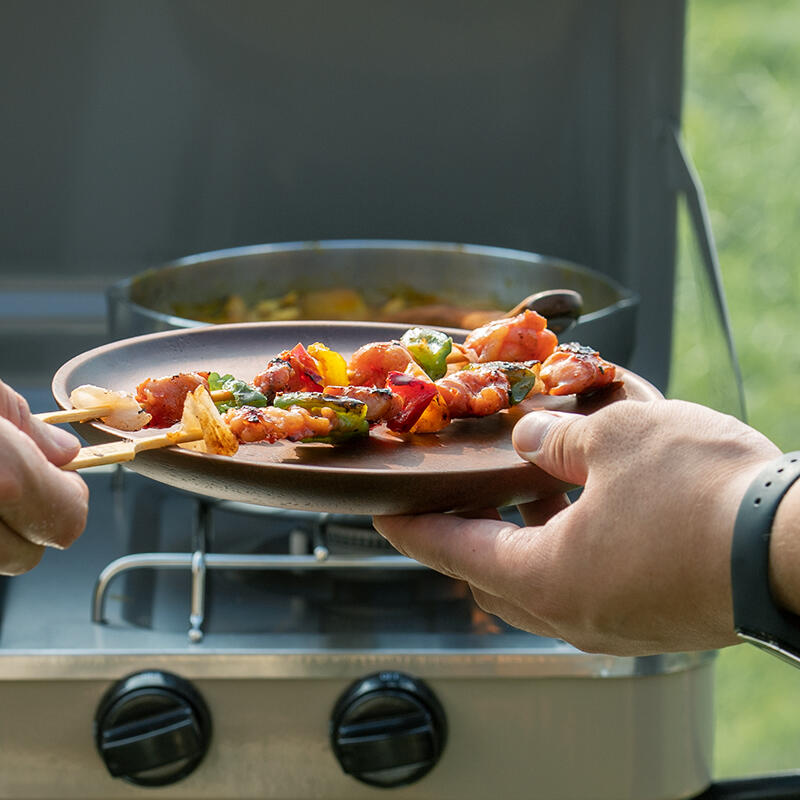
[
  {"x1": 385, "y1": 371, "x2": 438, "y2": 433},
  {"x1": 283, "y1": 343, "x2": 324, "y2": 392}
]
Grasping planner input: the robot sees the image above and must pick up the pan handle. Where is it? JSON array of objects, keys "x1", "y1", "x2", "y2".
[{"x1": 694, "y1": 773, "x2": 800, "y2": 799}]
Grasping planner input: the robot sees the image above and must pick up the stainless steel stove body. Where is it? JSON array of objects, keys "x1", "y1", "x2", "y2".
[{"x1": 0, "y1": 467, "x2": 715, "y2": 800}]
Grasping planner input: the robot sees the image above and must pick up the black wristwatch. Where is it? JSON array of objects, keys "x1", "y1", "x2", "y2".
[{"x1": 731, "y1": 451, "x2": 800, "y2": 666}]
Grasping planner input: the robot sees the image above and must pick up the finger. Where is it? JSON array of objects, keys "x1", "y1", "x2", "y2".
[
  {"x1": 469, "y1": 585, "x2": 561, "y2": 639},
  {"x1": 516, "y1": 493, "x2": 571, "y2": 527},
  {"x1": 0, "y1": 418, "x2": 89, "y2": 549},
  {"x1": 450, "y1": 507, "x2": 502, "y2": 521},
  {"x1": 0, "y1": 518, "x2": 46, "y2": 576},
  {"x1": 0, "y1": 380, "x2": 80, "y2": 465},
  {"x1": 373, "y1": 512, "x2": 542, "y2": 600},
  {"x1": 26, "y1": 418, "x2": 82, "y2": 466},
  {"x1": 512, "y1": 410, "x2": 592, "y2": 484}
]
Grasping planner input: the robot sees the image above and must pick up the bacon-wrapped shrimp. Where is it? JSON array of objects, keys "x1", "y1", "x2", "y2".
[
  {"x1": 223, "y1": 405, "x2": 336, "y2": 443},
  {"x1": 322, "y1": 385, "x2": 404, "y2": 423},
  {"x1": 224, "y1": 393, "x2": 368, "y2": 444},
  {"x1": 436, "y1": 365, "x2": 512, "y2": 418},
  {"x1": 463, "y1": 309, "x2": 558, "y2": 363},
  {"x1": 253, "y1": 343, "x2": 323, "y2": 399},
  {"x1": 253, "y1": 342, "x2": 349, "y2": 399},
  {"x1": 539, "y1": 343, "x2": 617, "y2": 396},
  {"x1": 347, "y1": 341, "x2": 414, "y2": 387},
  {"x1": 135, "y1": 372, "x2": 210, "y2": 428},
  {"x1": 252, "y1": 358, "x2": 297, "y2": 400}
]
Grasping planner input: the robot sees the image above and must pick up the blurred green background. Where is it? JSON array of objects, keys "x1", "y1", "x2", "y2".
[{"x1": 673, "y1": 0, "x2": 800, "y2": 779}]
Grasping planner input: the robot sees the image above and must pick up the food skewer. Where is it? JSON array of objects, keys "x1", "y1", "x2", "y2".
[
  {"x1": 61, "y1": 428, "x2": 204, "y2": 470},
  {"x1": 59, "y1": 386, "x2": 240, "y2": 471},
  {"x1": 35, "y1": 389, "x2": 234, "y2": 425},
  {"x1": 48, "y1": 312, "x2": 619, "y2": 470}
]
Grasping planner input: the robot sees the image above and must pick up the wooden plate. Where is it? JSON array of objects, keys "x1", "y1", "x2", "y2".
[{"x1": 51, "y1": 321, "x2": 662, "y2": 514}]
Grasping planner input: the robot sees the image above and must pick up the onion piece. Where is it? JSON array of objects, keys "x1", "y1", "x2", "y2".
[
  {"x1": 179, "y1": 386, "x2": 239, "y2": 456},
  {"x1": 69, "y1": 384, "x2": 152, "y2": 431}
]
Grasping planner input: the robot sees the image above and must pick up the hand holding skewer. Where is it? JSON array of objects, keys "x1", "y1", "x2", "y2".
[{"x1": 0, "y1": 379, "x2": 88, "y2": 574}]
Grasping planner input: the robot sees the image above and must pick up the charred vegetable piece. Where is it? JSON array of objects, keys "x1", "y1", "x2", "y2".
[
  {"x1": 385, "y1": 371, "x2": 438, "y2": 433},
  {"x1": 400, "y1": 327, "x2": 452, "y2": 381},
  {"x1": 462, "y1": 361, "x2": 543, "y2": 405},
  {"x1": 409, "y1": 389, "x2": 450, "y2": 433},
  {"x1": 307, "y1": 342, "x2": 349, "y2": 387},
  {"x1": 285, "y1": 343, "x2": 324, "y2": 392},
  {"x1": 208, "y1": 372, "x2": 269, "y2": 412},
  {"x1": 273, "y1": 392, "x2": 369, "y2": 443}
]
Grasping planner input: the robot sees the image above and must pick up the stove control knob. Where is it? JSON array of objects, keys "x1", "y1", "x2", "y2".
[
  {"x1": 330, "y1": 671, "x2": 447, "y2": 788},
  {"x1": 94, "y1": 670, "x2": 211, "y2": 787}
]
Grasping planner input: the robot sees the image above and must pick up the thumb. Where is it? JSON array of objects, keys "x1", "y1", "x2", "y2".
[
  {"x1": 512, "y1": 410, "x2": 590, "y2": 486},
  {"x1": 25, "y1": 417, "x2": 82, "y2": 467}
]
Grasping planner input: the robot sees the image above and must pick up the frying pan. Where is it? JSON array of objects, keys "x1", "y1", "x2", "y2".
[{"x1": 108, "y1": 240, "x2": 639, "y2": 366}]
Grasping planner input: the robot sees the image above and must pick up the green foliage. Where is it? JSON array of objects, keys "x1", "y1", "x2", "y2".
[
  {"x1": 679, "y1": 0, "x2": 800, "y2": 779},
  {"x1": 674, "y1": 0, "x2": 800, "y2": 451}
]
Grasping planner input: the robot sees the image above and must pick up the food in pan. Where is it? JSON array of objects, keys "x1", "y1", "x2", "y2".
[
  {"x1": 169, "y1": 285, "x2": 472, "y2": 325},
  {"x1": 68, "y1": 311, "x2": 619, "y2": 451}
]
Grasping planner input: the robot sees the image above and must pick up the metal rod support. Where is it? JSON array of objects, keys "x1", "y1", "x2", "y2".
[{"x1": 91, "y1": 552, "x2": 425, "y2": 624}]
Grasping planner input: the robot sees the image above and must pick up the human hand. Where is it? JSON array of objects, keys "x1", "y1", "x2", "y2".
[
  {"x1": 0, "y1": 379, "x2": 89, "y2": 575},
  {"x1": 373, "y1": 399, "x2": 781, "y2": 656}
]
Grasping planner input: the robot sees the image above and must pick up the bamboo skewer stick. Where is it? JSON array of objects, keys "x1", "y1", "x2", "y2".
[
  {"x1": 61, "y1": 428, "x2": 204, "y2": 471},
  {"x1": 35, "y1": 390, "x2": 235, "y2": 425}
]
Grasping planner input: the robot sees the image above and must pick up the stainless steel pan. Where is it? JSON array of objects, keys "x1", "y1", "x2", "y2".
[{"x1": 108, "y1": 240, "x2": 639, "y2": 366}]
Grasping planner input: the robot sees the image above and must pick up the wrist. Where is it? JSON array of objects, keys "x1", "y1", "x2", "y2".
[
  {"x1": 769, "y1": 479, "x2": 800, "y2": 616},
  {"x1": 731, "y1": 452, "x2": 800, "y2": 665}
]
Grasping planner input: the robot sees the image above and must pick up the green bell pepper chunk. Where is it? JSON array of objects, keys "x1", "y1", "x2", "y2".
[
  {"x1": 465, "y1": 362, "x2": 539, "y2": 405},
  {"x1": 273, "y1": 392, "x2": 369, "y2": 443},
  {"x1": 208, "y1": 372, "x2": 269, "y2": 413},
  {"x1": 400, "y1": 327, "x2": 452, "y2": 381}
]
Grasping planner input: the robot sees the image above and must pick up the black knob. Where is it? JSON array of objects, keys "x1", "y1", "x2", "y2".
[
  {"x1": 330, "y1": 671, "x2": 447, "y2": 788},
  {"x1": 94, "y1": 671, "x2": 211, "y2": 787}
]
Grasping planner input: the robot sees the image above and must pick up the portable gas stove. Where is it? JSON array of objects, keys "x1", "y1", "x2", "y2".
[{"x1": 0, "y1": 464, "x2": 715, "y2": 800}]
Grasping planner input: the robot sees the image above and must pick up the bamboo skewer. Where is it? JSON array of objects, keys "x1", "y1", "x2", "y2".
[
  {"x1": 61, "y1": 428, "x2": 204, "y2": 471},
  {"x1": 37, "y1": 387, "x2": 239, "y2": 471},
  {"x1": 35, "y1": 390, "x2": 235, "y2": 425}
]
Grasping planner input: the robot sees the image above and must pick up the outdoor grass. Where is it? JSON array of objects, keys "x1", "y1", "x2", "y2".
[{"x1": 674, "y1": 0, "x2": 800, "y2": 779}]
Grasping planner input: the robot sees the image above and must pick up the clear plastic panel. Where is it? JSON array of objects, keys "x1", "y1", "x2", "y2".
[{"x1": 668, "y1": 192, "x2": 747, "y2": 420}]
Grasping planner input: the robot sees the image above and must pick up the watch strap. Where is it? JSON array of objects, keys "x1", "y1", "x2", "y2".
[{"x1": 731, "y1": 451, "x2": 800, "y2": 664}]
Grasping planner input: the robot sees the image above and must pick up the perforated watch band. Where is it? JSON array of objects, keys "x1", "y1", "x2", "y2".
[{"x1": 731, "y1": 451, "x2": 800, "y2": 666}]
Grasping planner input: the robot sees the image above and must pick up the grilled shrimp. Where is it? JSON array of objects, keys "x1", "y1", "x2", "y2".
[
  {"x1": 540, "y1": 343, "x2": 617, "y2": 395},
  {"x1": 322, "y1": 385, "x2": 404, "y2": 423},
  {"x1": 252, "y1": 358, "x2": 300, "y2": 399},
  {"x1": 135, "y1": 372, "x2": 210, "y2": 427},
  {"x1": 223, "y1": 405, "x2": 335, "y2": 443},
  {"x1": 347, "y1": 341, "x2": 414, "y2": 386},
  {"x1": 463, "y1": 310, "x2": 558, "y2": 363},
  {"x1": 435, "y1": 365, "x2": 511, "y2": 418}
]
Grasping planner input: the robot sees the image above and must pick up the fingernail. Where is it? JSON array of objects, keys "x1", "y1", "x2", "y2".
[{"x1": 513, "y1": 411, "x2": 569, "y2": 460}]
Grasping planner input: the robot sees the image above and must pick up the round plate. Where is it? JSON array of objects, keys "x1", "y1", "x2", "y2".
[{"x1": 51, "y1": 321, "x2": 662, "y2": 514}]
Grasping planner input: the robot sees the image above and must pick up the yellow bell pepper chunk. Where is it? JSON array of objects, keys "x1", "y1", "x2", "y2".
[
  {"x1": 308, "y1": 342, "x2": 349, "y2": 387},
  {"x1": 410, "y1": 389, "x2": 450, "y2": 433},
  {"x1": 402, "y1": 361, "x2": 450, "y2": 433}
]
